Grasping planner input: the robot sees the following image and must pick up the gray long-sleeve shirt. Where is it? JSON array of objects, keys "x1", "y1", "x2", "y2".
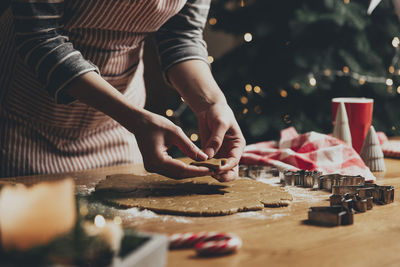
[{"x1": 9, "y1": 0, "x2": 210, "y2": 104}]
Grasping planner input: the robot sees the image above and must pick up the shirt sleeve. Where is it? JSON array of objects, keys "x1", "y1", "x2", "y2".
[
  {"x1": 155, "y1": 0, "x2": 211, "y2": 73},
  {"x1": 11, "y1": 0, "x2": 99, "y2": 104}
]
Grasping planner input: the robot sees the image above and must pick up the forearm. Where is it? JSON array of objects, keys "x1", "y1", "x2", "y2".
[
  {"x1": 167, "y1": 60, "x2": 227, "y2": 114},
  {"x1": 63, "y1": 71, "x2": 145, "y2": 133}
]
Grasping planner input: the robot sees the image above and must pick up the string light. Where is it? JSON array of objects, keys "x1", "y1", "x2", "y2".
[
  {"x1": 240, "y1": 0, "x2": 245, "y2": 7},
  {"x1": 344, "y1": 0, "x2": 350, "y2": 4},
  {"x1": 254, "y1": 105, "x2": 261, "y2": 114},
  {"x1": 323, "y1": 69, "x2": 332, "y2": 76},
  {"x1": 334, "y1": 69, "x2": 386, "y2": 83},
  {"x1": 190, "y1": 133, "x2": 199, "y2": 142},
  {"x1": 309, "y1": 77, "x2": 317, "y2": 86},
  {"x1": 392, "y1": 37, "x2": 400, "y2": 48},
  {"x1": 240, "y1": 96, "x2": 249, "y2": 104},
  {"x1": 181, "y1": 97, "x2": 185, "y2": 102},
  {"x1": 113, "y1": 216, "x2": 122, "y2": 225},
  {"x1": 244, "y1": 33, "x2": 253, "y2": 42},
  {"x1": 245, "y1": 84, "x2": 252, "y2": 92},
  {"x1": 209, "y1": 17, "x2": 217, "y2": 25},
  {"x1": 94, "y1": 215, "x2": 106, "y2": 228},
  {"x1": 165, "y1": 29, "x2": 400, "y2": 126},
  {"x1": 392, "y1": 126, "x2": 396, "y2": 130},
  {"x1": 165, "y1": 109, "x2": 174, "y2": 117}
]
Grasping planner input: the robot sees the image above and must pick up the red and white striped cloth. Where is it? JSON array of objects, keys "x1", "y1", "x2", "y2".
[
  {"x1": 240, "y1": 127, "x2": 376, "y2": 181},
  {"x1": 377, "y1": 132, "x2": 400, "y2": 158}
]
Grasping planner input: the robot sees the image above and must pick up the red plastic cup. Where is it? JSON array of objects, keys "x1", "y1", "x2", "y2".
[{"x1": 332, "y1": 97, "x2": 374, "y2": 153}]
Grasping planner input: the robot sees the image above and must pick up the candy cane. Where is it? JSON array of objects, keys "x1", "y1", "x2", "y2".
[{"x1": 168, "y1": 232, "x2": 242, "y2": 256}]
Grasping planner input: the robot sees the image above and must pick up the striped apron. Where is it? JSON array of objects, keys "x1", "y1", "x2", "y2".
[{"x1": 0, "y1": 0, "x2": 186, "y2": 177}]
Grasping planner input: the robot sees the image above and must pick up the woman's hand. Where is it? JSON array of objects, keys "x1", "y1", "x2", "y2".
[
  {"x1": 168, "y1": 60, "x2": 246, "y2": 182},
  {"x1": 129, "y1": 110, "x2": 212, "y2": 179},
  {"x1": 64, "y1": 71, "x2": 212, "y2": 179},
  {"x1": 196, "y1": 102, "x2": 245, "y2": 182}
]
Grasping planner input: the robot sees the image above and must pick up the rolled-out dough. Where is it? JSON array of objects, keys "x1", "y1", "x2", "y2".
[{"x1": 95, "y1": 174, "x2": 292, "y2": 216}]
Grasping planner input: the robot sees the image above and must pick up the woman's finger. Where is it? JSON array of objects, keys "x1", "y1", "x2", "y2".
[
  {"x1": 171, "y1": 127, "x2": 208, "y2": 161},
  {"x1": 152, "y1": 156, "x2": 212, "y2": 179},
  {"x1": 204, "y1": 122, "x2": 229, "y2": 158},
  {"x1": 212, "y1": 166, "x2": 239, "y2": 182}
]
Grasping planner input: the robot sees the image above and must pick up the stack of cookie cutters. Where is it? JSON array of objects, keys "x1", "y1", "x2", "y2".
[
  {"x1": 331, "y1": 184, "x2": 395, "y2": 206},
  {"x1": 330, "y1": 193, "x2": 373, "y2": 213},
  {"x1": 279, "y1": 171, "x2": 395, "y2": 226},
  {"x1": 239, "y1": 165, "x2": 395, "y2": 226},
  {"x1": 305, "y1": 173, "x2": 362, "y2": 226},
  {"x1": 310, "y1": 179, "x2": 394, "y2": 226}
]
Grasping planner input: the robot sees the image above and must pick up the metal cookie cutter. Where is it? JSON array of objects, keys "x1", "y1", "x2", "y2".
[
  {"x1": 319, "y1": 174, "x2": 365, "y2": 192},
  {"x1": 330, "y1": 193, "x2": 373, "y2": 213},
  {"x1": 357, "y1": 184, "x2": 395, "y2": 205},
  {"x1": 239, "y1": 165, "x2": 249, "y2": 177},
  {"x1": 308, "y1": 206, "x2": 354, "y2": 226},
  {"x1": 283, "y1": 170, "x2": 322, "y2": 188},
  {"x1": 332, "y1": 184, "x2": 395, "y2": 205},
  {"x1": 246, "y1": 165, "x2": 279, "y2": 179},
  {"x1": 332, "y1": 185, "x2": 365, "y2": 196}
]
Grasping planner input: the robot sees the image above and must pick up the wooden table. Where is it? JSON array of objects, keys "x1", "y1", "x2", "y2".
[{"x1": 3, "y1": 158, "x2": 400, "y2": 267}]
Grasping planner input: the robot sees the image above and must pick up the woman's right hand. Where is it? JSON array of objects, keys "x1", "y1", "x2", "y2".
[
  {"x1": 128, "y1": 110, "x2": 212, "y2": 179},
  {"x1": 64, "y1": 72, "x2": 211, "y2": 179}
]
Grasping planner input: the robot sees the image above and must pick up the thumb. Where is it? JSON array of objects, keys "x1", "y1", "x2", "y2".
[
  {"x1": 171, "y1": 127, "x2": 208, "y2": 161},
  {"x1": 204, "y1": 123, "x2": 229, "y2": 158}
]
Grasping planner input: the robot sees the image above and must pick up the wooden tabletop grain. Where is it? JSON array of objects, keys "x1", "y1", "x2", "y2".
[{"x1": 3, "y1": 158, "x2": 400, "y2": 267}]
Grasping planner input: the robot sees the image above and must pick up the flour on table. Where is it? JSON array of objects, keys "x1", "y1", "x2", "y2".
[{"x1": 254, "y1": 177, "x2": 328, "y2": 203}]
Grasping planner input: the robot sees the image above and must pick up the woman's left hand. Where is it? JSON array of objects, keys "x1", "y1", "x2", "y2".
[
  {"x1": 167, "y1": 59, "x2": 246, "y2": 181},
  {"x1": 196, "y1": 101, "x2": 246, "y2": 182}
]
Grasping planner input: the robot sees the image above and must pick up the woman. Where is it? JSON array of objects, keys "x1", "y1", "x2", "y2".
[{"x1": 0, "y1": 0, "x2": 245, "y2": 181}]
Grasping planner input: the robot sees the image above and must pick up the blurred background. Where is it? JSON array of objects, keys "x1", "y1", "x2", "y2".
[
  {"x1": 145, "y1": 0, "x2": 400, "y2": 148},
  {"x1": 1, "y1": 0, "x2": 399, "y2": 146}
]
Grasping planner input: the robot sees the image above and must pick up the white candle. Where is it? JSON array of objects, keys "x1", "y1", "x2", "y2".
[{"x1": 0, "y1": 178, "x2": 76, "y2": 251}]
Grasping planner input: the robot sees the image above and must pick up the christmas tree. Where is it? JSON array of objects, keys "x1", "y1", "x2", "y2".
[{"x1": 174, "y1": 0, "x2": 400, "y2": 145}]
